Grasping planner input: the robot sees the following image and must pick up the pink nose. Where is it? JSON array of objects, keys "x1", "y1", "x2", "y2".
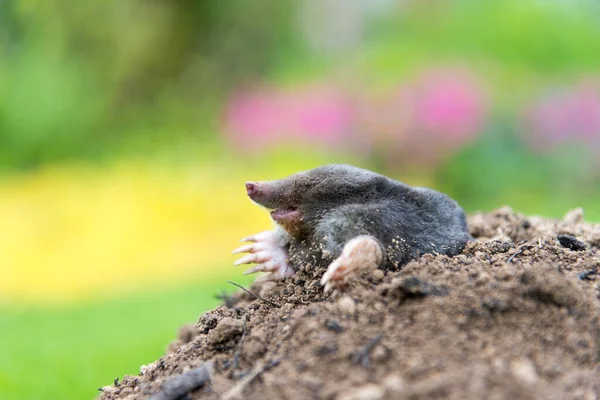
[{"x1": 245, "y1": 182, "x2": 259, "y2": 197}]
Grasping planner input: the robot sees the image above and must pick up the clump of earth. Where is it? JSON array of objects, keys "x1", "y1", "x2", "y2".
[{"x1": 100, "y1": 207, "x2": 600, "y2": 400}]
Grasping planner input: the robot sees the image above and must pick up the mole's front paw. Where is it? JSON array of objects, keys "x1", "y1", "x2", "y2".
[
  {"x1": 232, "y1": 230, "x2": 294, "y2": 281},
  {"x1": 321, "y1": 235, "x2": 383, "y2": 293}
]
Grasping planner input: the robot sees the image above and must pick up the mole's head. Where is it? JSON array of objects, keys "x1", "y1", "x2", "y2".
[{"x1": 245, "y1": 164, "x2": 394, "y2": 237}]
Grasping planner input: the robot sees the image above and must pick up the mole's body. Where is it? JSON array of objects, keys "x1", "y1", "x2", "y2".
[{"x1": 233, "y1": 164, "x2": 471, "y2": 292}]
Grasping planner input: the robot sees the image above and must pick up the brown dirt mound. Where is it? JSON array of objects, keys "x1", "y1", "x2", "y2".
[{"x1": 99, "y1": 207, "x2": 600, "y2": 400}]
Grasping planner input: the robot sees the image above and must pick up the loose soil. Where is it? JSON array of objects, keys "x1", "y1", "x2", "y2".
[{"x1": 100, "y1": 207, "x2": 600, "y2": 400}]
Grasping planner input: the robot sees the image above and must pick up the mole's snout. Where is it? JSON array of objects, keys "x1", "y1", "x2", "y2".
[
  {"x1": 245, "y1": 182, "x2": 260, "y2": 197},
  {"x1": 245, "y1": 181, "x2": 276, "y2": 207}
]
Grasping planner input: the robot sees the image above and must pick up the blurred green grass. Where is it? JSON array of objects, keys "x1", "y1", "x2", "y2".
[{"x1": 0, "y1": 276, "x2": 250, "y2": 400}]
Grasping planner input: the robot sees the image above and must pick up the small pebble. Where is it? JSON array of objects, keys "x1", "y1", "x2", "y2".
[
  {"x1": 382, "y1": 374, "x2": 405, "y2": 393},
  {"x1": 369, "y1": 269, "x2": 385, "y2": 282},
  {"x1": 337, "y1": 296, "x2": 356, "y2": 317},
  {"x1": 510, "y1": 358, "x2": 538, "y2": 384},
  {"x1": 336, "y1": 384, "x2": 384, "y2": 400},
  {"x1": 299, "y1": 375, "x2": 323, "y2": 391},
  {"x1": 371, "y1": 345, "x2": 389, "y2": 362}
]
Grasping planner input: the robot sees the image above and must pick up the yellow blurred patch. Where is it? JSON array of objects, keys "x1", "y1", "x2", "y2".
[{"x1": 0, "y1": 162, "x2": 273, "y2": 304}]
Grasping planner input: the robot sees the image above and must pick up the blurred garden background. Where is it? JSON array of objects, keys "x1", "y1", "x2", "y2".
[{"x1": 1, "y1": 1, "x2": 600, "y2": 398}]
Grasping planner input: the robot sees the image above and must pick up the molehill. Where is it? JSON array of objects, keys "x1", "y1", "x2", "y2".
[{"x1": 99, "y1": 207, "x2": 600, "y2": 400}]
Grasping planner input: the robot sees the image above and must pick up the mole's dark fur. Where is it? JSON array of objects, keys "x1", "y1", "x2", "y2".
[{"x1": 250, "y1": 164, "x2": 472, "y2": 271}]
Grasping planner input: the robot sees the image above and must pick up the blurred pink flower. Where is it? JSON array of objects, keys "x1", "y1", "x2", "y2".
[
  {"x1": 522, "y1": 79, "x2": 600, "y2": 153},
  {"x1": 222, "y1": 84, "x2": 359, "y2": 151},
  {"x1": 222, "y1": 68, "x2": 487, "y2": 167},
  {"x1": 411, "y1": 68, "x2": 486, "y2": 144},
  {"x1": 357, "y1": 67, "x2": 487, "y2": 167}
]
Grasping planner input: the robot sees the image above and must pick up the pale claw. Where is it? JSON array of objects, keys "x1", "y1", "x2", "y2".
[
  {"x1": 233, "y1": 252, "x2": 270, "y2": 266},
  {"x1": 243, "y1": 262, "x2": 276, "y2": 275},
  {"x1": 232, "y1": 243, "x2": 260, "y2": 255},
  {"x1": 241, "y1": 230, "x2": 286, "y2": 245},
  {"x1": 321, "y1": 235, "x2": 383, "y2": 293},
  {"x1": 233, "y1": 229, "x2": 294, "y2": 281}
]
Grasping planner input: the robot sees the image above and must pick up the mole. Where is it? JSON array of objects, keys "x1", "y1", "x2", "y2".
[{"x1": 232, "y1": 164, "x2": 472, "y2": 292}]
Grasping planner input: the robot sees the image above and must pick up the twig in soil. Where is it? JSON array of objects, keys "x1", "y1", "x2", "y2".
[
  {"x1": 148, "y1": 361, "x2": 213, "y2": 400},
  {"x1": 227, "y1": 281, "x2": 280, "y2": 308},
  {"x1": 222, "y1": 359, "x2": 281, "y2": 400},
  {"x1": 507, "y1": 250, "x2": 523, "y2": 264},
  {"x1": 507, "y1": 245, "x2": 533, "y2": 264},
  {"x1": 351, "y1": 334, "x2": 383, "y2": 368}
]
